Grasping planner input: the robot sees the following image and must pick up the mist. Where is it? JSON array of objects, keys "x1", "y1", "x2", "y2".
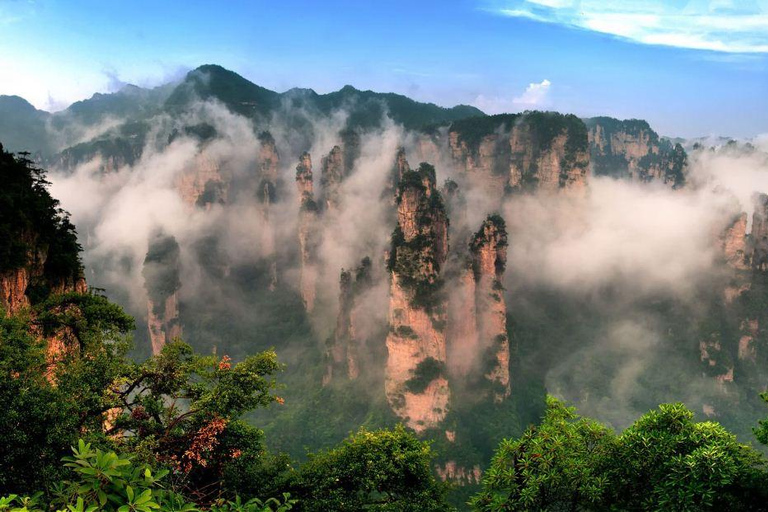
[{"x1": 45, "y1": 89, "x2": 768, "y2": 432}]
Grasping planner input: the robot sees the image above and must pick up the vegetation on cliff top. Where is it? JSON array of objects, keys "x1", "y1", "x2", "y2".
[
  {"x1": 388, "y1": 163, "x2": 448, "y2": 309},
  {"x1": 448, "y1": 111, "x2": 588, "y2": 156},
  {"x1": 0, "y1": 144, "x2": 82, "y2": 287}
]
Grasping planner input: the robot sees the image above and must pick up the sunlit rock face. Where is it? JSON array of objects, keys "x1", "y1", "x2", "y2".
[
  {"x1": 142, "y1": 232, "x2": 182, "y2": 355},
  {"x1": 385, "y1": 163, "x2": 450, "y2": 432},
  {"x1": 295, "y1": 152, "x2": 320, "y2": 313},
  {"x1": 470, "y1": 215, "x2": 511, "y2": 398},
  {"x1": 585, "y1": 117, "x2": 687, "y2": 187},
  {"x1": 721, "y1": 212, "x2": 748, "y2": 270},
  {"x1": 448, "y1": 112, "x2": 590, "y2": 205},
  {"x1": 1, "y1": 231, "x2": 86, "y2": 316}
]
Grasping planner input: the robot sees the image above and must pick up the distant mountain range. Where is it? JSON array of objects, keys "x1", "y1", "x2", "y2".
[{"x1": 0, "y1": 64, "x2": 484, "y2": 159}]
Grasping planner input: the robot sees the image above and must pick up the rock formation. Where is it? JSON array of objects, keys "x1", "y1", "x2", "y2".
[
  {"x1": 295, "y1": 152, "x2": 320, "y2": 312},
  {"x1": 585, "y1": 117, "x2": 687, "y2": 187},
  {"x1": 1, "y1": 232, "x2": 87, "y2": 316},
  {"x1": 177, "y1": 151, "x2": 226, "y2": 207},
  {"x1": 470, "y1": 215, "x2": 511, "y2": 397},
  {"x1": 722, "y1": 212, "x2": 749, "y2": 270},
  {"x1": 446, "y1": 215, "x2": 511, "y2": 398},
  {"x1": 385, "y1": 163, "x2": 450, "y2": 432},
  {"x1": 749, "y1": 193, "x2": 768, "y2": 271},
  {"x1": 324, "y1": 257, "x2": 372, "y2": 384},
  {"x1": 320, "y1": 145, "x2": 344, "y2": 211},
  {"x1": 448, "y1": 112, "x2": 590, "y2": 204},
  {"x1": 257, "y1": 132, "x2": 280, "y2": 290},
  {"x1": 142, "y1": 233, "x2": 182, "y2": 355},
  {"x1": 391, "y1": 146, "x2": 410, "y2": 192}
]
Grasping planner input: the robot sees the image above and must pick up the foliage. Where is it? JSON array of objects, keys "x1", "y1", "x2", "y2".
[
  {"x1": 0, "y1": 441, "x2": 295, "y2": 512},
  {"x1": 0, "y1": 292, "x2": 134, "y2": 495},
  {"x1": 107, "y1": 341, "x2": 283, "y2": 501},
  {"x1": 286, "y1": 426, "x2": 450, "y2": 512},
  {"x1": 405, "y1": 357, "x2": 446, "y2": 394},
  {"x1": 473, "y1": 397, "x2": 768, "y2": 511},
  {"x1": 0, "y1": 144, "x2": 82, "y2": 283}
]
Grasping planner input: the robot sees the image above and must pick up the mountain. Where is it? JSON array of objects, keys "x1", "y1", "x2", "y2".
[
  {"x1": 0, "y1": 96, "x2": 53, "y2": 158},
  {"x1": 0, "y1": 64, "x2": 484, "y2": 161},
  {"x1": 585, "y1": 117, "x2": 687, "y2": 187}
]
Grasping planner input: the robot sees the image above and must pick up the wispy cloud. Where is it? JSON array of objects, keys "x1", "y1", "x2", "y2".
[{"x1": 490, "y1": 0, "x2": 768, "y2": 53}]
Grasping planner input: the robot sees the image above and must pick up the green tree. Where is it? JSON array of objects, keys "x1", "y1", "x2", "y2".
[
  {"x1": 0, "y1": 292, "x2": 134, "y2": 495},
  {"x1": 473, "y1": 397, "x2": 768, "y2": 511},
  {"x1": 105, "y1": 341, "x2": 284, "y2": 502},
  {"x1": 288, "y1": 426, "x2": 450, "y2": 512},
  {"x1": 470, "y1": 396, "x2": 615, "y2": 511}
]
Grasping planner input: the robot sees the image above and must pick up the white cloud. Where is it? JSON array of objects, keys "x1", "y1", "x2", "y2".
[
  {"x1": 473, "y1": 78, "x2": 552, "y2": 113},
  {"x1": 514, "y1": 78, "x2": 551, "y2": 106},
  {"x1": 493, "y1": 0, "x2": 768, "y2": 53}
]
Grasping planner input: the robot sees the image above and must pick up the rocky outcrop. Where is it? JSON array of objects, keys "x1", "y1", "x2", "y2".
[
  {"x1": 142, "y1": 233, "x2": 182, "y2": 355},
  {"x1": 470, "y1": 216, "x2": 511, "y2": 397},
  {"x1": 585, "y1": 117, "x2": 687, "y2": 187},
  {"x1": 320, "y1": 145, "x2": 344, "y2": 211},
  {"x1": 258, "y1": 131, "x2": 279, "y2": 185},
  {"x1": 448, "y1": 112, "x2": 589, "y2": 204},
  {"x1": 296, "y1": 152, "x2": 320, "y2": 311},
  {"x1": 436, "y1": 462, "x2": 482, "y2": 485},
  {"x1": 1, "y1": 233, "x2": 87, "y2": 316},
  {"x1": 385, "y1": 163, "x2": 451, "y2": 432},
  {"x1": 257, "y1": 132, "x2": 280, "y2": 290},
  {"x1": 177, "y1": 151, "x2": 226, "y2": 207},
  {"x1": 0, "y1": 267, "x2": 31, "y2": 315},
  {"x1": 324, "y1": 257, "x2": 372, "y2": 384},
  {"x1": 391, "y1": 146, "x2": 410, "y2": 192},
  {"x1": 749, "y1": 194, "x2": 768, "y2": 271},
  {"x1": 738, "y1": 318, "x2": 759, "y2": 362},
  {"x1": 722, "y1": 213, "x2": 748, "y2": 270},
  {"x1": 446, "y1": 216, "x2": 511, "y2": 398}
]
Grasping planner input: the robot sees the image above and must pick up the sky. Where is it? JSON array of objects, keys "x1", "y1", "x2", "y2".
[{"x1": 0, "y1": 0, "x2": 767, "y2": 138}]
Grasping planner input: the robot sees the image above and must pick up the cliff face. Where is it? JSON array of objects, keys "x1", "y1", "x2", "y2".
[
  {"x1": 385, "y1": 163, "x2": 450, "y2": 432},
  {"x1": 448, "y1": 113, "x2": 589, "y2": 204},
  {"x1": 470, "y1": 216, "x2": 511, "y2": 397},
  {"x1": 585, "y1": 117, "x2": 687, "y2": 187},
  {"x1": 320, "y1": 145, "x2": 344, "y2": 212},
  {"x1": 1, "y1": 143, "x2": 88, "y2": 315},
  {"x1": 391, "y1": 146, "x2": 410, "y2": 192},
  {"x1": 1, "y1": 261, "x2": 86, "y2": 316},
  {"x1": 257, "y1": 132, "x2": 280, "y2": 290},
  {"x1": 446, "y1": 216, "x2": 511, "y2": 399},
  {"x1": 142, "y1": 233, "x2": 182, "y2": 354},
  {"x1": 177, "y1": 151, "x2": 226, "y2": 207},
  {"x1": 296, "y1": 152, "x2": 320, "y2": 312},
  {"x1": 750, "y1": 194, "x2": 768, "y2": 271},
  {"x1": 722, "y1": 213, "x2": 748, "y2": 270},
  {"x1": 324, "y1": 257, "x2": 372, "y2": 384}
]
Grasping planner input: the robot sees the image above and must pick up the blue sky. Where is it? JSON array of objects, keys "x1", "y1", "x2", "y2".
[{"x1": 0, "y1": 0, "x2": 766, "y2": 137}]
